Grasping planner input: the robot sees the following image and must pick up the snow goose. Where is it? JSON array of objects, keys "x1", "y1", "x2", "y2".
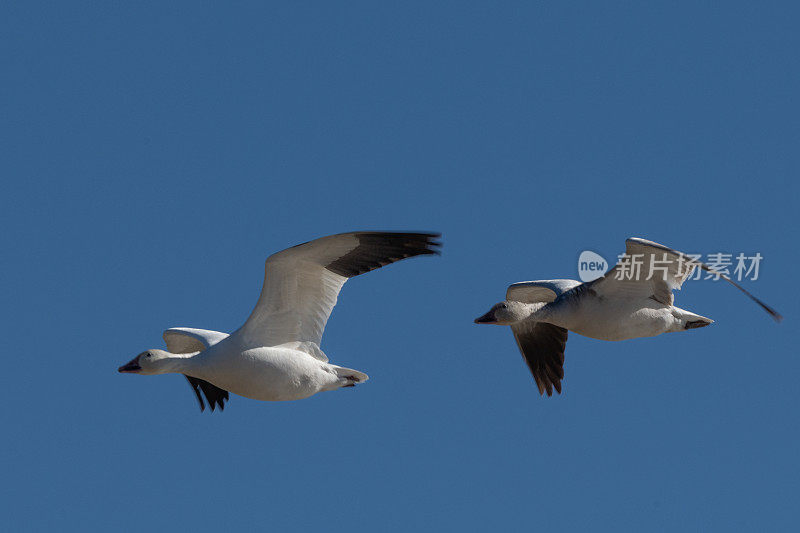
[
  {"x1": 118, "y1": 231, "x2": 441, "y2": 411},
  {"x1": 474, "y1": 237, "x2": 782, "y2": 396}
]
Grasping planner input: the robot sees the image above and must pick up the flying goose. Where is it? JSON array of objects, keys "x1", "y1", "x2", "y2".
[
  {"x1": 474, "y1": 238, "x2": 782, "y2": 396},
  {"x1": 118, "y1": 231, "x2": 441, "y2": 411}
]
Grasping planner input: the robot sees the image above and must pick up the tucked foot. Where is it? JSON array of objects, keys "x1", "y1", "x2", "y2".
[
  {"x1": 342, "y1": 376, "x2": 361, "y2": 388},
  {"x1": 332, "y1": 365, "x2": 369, "y2": 386}
]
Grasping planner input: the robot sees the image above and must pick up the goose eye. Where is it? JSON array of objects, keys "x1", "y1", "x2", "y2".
[{"x1": 146, "y1": 353, "x2": 152, "y2": 358}]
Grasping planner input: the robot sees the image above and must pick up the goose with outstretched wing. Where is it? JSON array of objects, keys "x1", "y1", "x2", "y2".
[
  {"x1": 119, "y1": 231, "x2": 441, "y2": 411},
  {"x1": 475, "y1": 238, "x2": 782, "y2": 396}
]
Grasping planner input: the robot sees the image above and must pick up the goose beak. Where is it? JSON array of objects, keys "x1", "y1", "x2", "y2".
[
  {"x1": 118, "y1": 355, "x2": 142, "y2": 373},
  {"x1": 474, "y1": 310, "x2": 497, "y2": 324}
]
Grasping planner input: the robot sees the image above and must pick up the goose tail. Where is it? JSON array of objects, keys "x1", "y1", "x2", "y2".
[{"x1": 331, "y1": 365, "x2": 369, "y2": 388}]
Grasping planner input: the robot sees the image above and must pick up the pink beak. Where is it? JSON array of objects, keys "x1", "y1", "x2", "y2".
[{"x1": 118, "y1": 355, "x2": 142, "y2": 373}]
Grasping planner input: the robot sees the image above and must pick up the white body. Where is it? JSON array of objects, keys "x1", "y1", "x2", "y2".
[
  {"x1": 538, "y1": 290, "x2": 709, "y2": 342},
  {"x1": 184, "y1": 339, "x2": 348, "y2": 402}
]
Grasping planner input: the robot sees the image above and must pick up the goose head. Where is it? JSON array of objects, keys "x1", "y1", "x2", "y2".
[
  {"x1": 474, "y1": 301, "x2": 529, "y2": 325},
  {"x1": 118, "y1": 349, "x2": 180, "y2": 375}
]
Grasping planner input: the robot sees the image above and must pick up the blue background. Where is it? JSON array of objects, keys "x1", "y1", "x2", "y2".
[{"x1": 2, "y1": 2, "x2": 798, "y2": 531}]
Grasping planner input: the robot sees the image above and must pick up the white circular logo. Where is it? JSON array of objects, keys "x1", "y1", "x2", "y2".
[{"x1": 577, "y1": 250, "x2": 608, "y2": 282}]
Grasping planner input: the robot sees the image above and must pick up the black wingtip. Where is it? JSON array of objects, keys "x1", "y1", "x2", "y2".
[
  {"x1": 729, "y1": 279, "x2": 784, "y2": 323},
  {"x1": 514, "y1": 324, "x2": 567, "y2": 398},
  {"x1": 761, "y1": 302, "x2": 784, "y2": 323},
  {"x1": 184, "y1": 375, "x2": 229, "y2": 413},
  {"x1": 325, "y1": 231, "x2": 443, "y2": 278},
  {"x1": 185, "y1": 375, "x2": 207, "y2": 411}
]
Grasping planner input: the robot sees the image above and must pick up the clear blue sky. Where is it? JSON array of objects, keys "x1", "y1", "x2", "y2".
[{"x1": 2, "y1": 2, "x2": 798, "y2": 531}]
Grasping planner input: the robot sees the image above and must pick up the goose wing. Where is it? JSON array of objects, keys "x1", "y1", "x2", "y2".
[
  {"x1": 506, "y1": 279, "x2": 582, "y2": 303},
  {"x1": 590, "y1": 238, "x2": 781, "y2": 321},
  {"x1": 237, "y1": 231, "x2": 441, "y2": 353},
  {"x1": 589, "y1": 238, "x2": 696, "y2": 305},
  {"x1": 510, "y1": 321, "x2": 568, "y2": 396},
  {"x1": 163, "y1": 327, "x2": 229, "y2": 353}
]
